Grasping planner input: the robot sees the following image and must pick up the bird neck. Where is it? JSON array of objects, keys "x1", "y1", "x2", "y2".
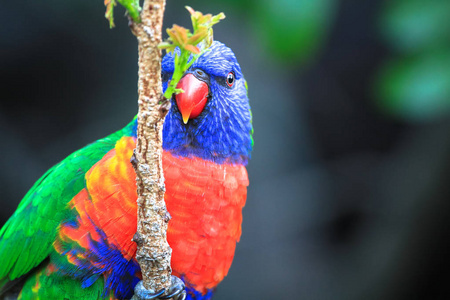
[{"x1": 128, "y1": 109, "x2": 252, "y2": 166}]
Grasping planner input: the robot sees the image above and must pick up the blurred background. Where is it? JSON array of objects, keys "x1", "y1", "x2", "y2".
[{"x1": 1, "y1": 0, "x2": 450, "y2": 299}]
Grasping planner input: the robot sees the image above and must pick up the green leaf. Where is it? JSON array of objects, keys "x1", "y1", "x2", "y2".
[
  {"x1": 160, "y1": 7, "x2": 225, "y2": 100},
  {"x1": 105, "y1": 0, "x2": 141, "y2": 28},
  {"x1": 210, "y1": 13, "x2": 226, "y2": 26},
  {"x1": 118, "y1": 0, "x2": 141, "y2": 23},
  {"x1": 104, "y1": 0, "x2": 116, "y2": 28},
  {"x1": 374, "y1": 51, "x2": 450, "y2": 122}
]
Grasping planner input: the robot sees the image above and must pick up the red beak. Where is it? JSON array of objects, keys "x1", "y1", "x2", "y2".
[{"x1": 175, "y1": 73, "x2": 209, "y2": 124}]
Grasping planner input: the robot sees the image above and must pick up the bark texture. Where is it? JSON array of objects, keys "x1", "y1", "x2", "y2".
[{"x1": 130, "y1": 0, "x2": 172, "y2": 293}]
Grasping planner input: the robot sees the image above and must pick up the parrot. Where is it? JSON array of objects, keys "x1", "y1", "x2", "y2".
[{"x1": 0, "y1": 41, "x2": 253, "y2": 300}]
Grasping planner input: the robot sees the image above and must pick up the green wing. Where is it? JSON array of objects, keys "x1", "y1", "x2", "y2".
[{"x1": 0, "y1": 120, "x2": 135, "y2": 292}]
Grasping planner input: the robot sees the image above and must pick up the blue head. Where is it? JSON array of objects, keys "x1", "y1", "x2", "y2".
[{"x1": 161, "y1": 41, "x2": 253, "y2": 165}]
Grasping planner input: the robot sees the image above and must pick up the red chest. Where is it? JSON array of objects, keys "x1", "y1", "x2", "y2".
[
  {"x1": 64, "y1": 137, "x2": 249, "y2": 294},
  {"x1": 163, "y1": 151, "x2": 249, "y2": 292}
]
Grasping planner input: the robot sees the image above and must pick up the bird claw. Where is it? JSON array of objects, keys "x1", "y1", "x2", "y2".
[
  {"x1": 131, "y1": 276, "x2": 186, "y2": 300},
  {"x1": 131, "y1": 281, "x2": 165, "y2": 300},
  {"x1": 159, "y1": 276, "x2": 186, "y2": 300}
]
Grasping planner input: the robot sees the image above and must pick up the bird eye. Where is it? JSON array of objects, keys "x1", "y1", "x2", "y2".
[{"x1": 226, "y1": 72, "x2": 235, "y2": 87}]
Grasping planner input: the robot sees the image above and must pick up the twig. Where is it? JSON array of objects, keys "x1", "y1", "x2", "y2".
[{"x1": 129, "y1": 0, "x2": 172, "y2": 294}]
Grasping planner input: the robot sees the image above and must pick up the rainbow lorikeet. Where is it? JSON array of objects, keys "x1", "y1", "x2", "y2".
[{"x1": 0, "y1": 41, "x2": 253, "y2": 300}]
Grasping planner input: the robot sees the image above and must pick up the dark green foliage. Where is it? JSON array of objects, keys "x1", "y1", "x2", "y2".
[
  {"x1": 225, "y1": 0, "x2": 336, "y2": 65},
  {"x1": 380, "y1": 0, "x2": 450, "y2": 54},
  {"x1": 253, "y1": 0, "x2": 336, "y2": 65},
  {"x1": 375, "y1": 0, "x2": 450, "y2": 121},
  {"x1": 375, "y1": 51, "x2": 450, "y2": 121}
]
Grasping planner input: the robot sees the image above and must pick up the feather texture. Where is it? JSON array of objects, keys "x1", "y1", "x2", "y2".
[
  {"x1": 0, "y1": 121, "x2": 134, "y2": 294},
  {"x1": 0, "y1": 41, "x2": 252, "y2": 300},
  {"x1": 164, "y1": 150, "x2": 248, "y2": 294}
]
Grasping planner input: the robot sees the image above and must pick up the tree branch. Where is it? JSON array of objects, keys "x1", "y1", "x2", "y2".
[{"x1": 129, "y1": 0, "x2": 172, "y2": 294}]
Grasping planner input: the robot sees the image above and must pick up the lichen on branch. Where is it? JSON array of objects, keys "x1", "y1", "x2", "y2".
[
  {"x1": 104, "y1": 1, "x2": 225, "y2": 297},
  {"x1": 128, "y1": 0, "x2": 170, "y2": 294}
]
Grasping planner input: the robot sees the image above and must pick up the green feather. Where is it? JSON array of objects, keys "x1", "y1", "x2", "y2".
[
  {"x1": 0, "y1": 119, "x2": 136, "y2": 295},
  {"x1": 18, "y1": 263, "x2": 107, "y2": 300}
]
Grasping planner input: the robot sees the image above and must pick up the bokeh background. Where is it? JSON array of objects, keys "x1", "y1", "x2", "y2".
[{"x1": 2, "y1": 1, "x2": 450, "y2": 299}]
